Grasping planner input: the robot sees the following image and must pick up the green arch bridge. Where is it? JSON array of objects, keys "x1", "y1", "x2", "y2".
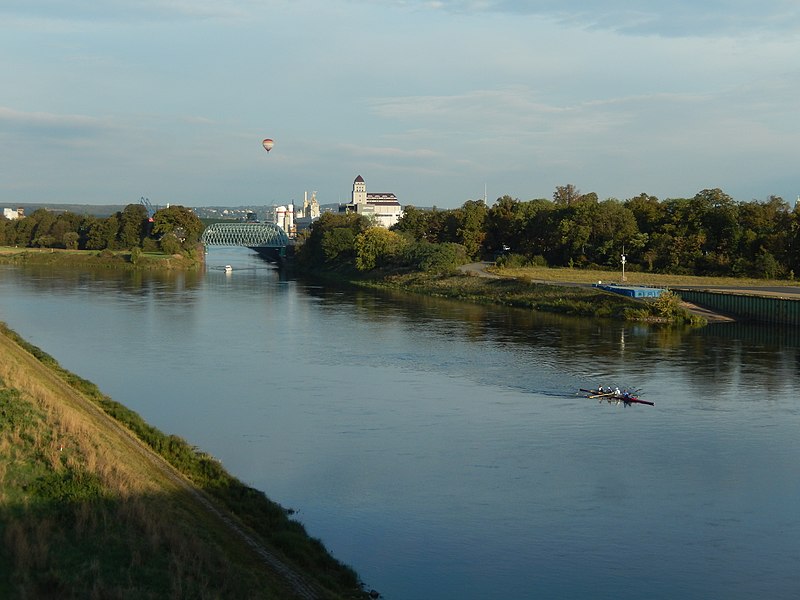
[{"x1": 200, "y1": 222, "x2": 291, "y2": 261}]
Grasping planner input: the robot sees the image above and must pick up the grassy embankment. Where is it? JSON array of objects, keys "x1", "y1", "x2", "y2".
[
  {"x1": 0, "y1": 323, "x2": 367, "y2": 599},
  {"x1": 368, "y1": 263, "x2": 799, "y2": 325},
  {"x1": 494, "y1": 264, "x2": 800, "y2": 289},
  {"x1": 366, "y1": 268, "x2": 701, "y2": 325},
  {"x1": 0, "y1": 246, "x2": 201, "y2": 270}
]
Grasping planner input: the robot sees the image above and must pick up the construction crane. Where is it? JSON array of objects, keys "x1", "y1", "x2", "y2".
[{"x1": 140, "y1": 197, "x2": 155, "y2": 223}]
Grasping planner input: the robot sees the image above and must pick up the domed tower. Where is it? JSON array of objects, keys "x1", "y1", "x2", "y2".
[{"x1": 352, "y1": 175, "x2": 367, "y2": 205}]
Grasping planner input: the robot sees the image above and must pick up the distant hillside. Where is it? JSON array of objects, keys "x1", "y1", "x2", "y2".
[
  {"x1": 6, "y1": 203, "x2": 128, "y2": 218},
  {"x1": 4, "y1": 201, "x2": 425, "y2": 221}
]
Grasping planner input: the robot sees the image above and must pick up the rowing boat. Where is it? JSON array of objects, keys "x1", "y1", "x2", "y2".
[{"x1": 579, "y1": 388, "x2": 655, "y2": 407}]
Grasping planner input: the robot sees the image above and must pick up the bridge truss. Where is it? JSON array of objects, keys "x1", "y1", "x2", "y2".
[{"x1": 200, "y1": 222, "x2": 290, "y2": 248}]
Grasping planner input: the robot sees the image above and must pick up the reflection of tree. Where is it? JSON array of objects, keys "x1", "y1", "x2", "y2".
[
  {"x1": 9, "y1": 265, "x2": 202, "y2": 302},
  {"x1": 301, "y1": 277, "x2": 675, "y2": 363},
  {"x1": 683, "y1": 323, "x2": 800, "y2": 395},
  {"x1": 300, "y1": 277, "x2": 799, "y2": 399}
]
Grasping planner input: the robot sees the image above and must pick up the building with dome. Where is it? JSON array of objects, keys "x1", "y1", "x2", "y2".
[{"x1": 338, "y1": 175, "x2": 402, "y2": 228}]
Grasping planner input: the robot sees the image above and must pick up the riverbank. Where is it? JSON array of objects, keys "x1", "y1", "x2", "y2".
[
  {"x1": 361, "y1": 270, "x2": 703, "y2": 325},
  {"x1": 0, "y1": 246, "x2": 202, "y2": 270},
  {"x1": 0, "y1": 323, "x2": 369, "y2": 599}
]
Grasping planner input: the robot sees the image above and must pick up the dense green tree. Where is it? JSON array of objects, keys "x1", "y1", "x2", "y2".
[
  {"x1": 321, "y1": 228, "x2": 357, "y2": 263},
  {"x1": 556, "y1": 203, "x2": 593, "y2": 265},
  {"x1": 738, "y1": 196, "x2": 791, "y2": 268},
  {"x1": 653, "y1": 198, "x2": 703, "y2": 272},
  {"x1": 404, "y1": 241, "x2": 468, "y2": 273},
  {"x1": 159, "y1": 232, "x2": 182, "y2": 255},
  {"x1": 295, "y1": 212, "x2": 370, "y2": 269},
  {"x1": 455, "y1": 199, "x2": 487, "y2": 259},
  {"x1": 625, "y1": 193, "x2": 664, "y2": 234},
  {"x1": 29, "y1": 209, "x2": 56, "y2": 245},
  {"x1": 12, "y1": 215, "x2": 36, "y2": 246},
  {"x1": 152, "y1": 205, "x2": 203, "y2": 247},
  {"x1": 49, "y1": 215, "x2": 73, "y2": 247},
  {"x1": 295, "y1": 190, "x2": 798, "y2": 279},
  {"x1": 392, "y1": 205, "x2": 431, "y2": 241},
  {"x1": 63, "y1": 231, "x2": 80, "y2": 250},
  {"x1": 484, "y1": 195, "x2": 521, "y2": 254},
  {"x1": 785, "y1": 203, "x2": 800, "y2": 275},
  {"x1": 354, "y1": 228, "x2": 409, "y2": 271},
  {"x1": 553, "y1": 184, "x2": 582, "y2": 206},
  {"x1": 81, "y1": 216, "x2": 104, "y2": 250},
  {"x1": 516, "y1": 199, "x2": 558, "y2": 259},
  {"x1": 689, "y1": 189, "x2": 740, "y2": 273},
  {"x1": 585, "y1": 200, "x2": 639, "y2": 266},
  {"x1": 102, "y1": 215, "x2": 120, "y2": 250},
  {"x1": 118, "y1": 204, "x2": 149, "y2": 248}
]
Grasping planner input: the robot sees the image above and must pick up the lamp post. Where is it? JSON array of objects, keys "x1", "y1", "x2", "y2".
[{"x1": 621, "y1": 252, "x2": 627, "y2": 282}]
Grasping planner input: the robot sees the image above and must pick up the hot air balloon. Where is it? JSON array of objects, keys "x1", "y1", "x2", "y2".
[{"x1": 262, "y1": 138, "x2": 274, "y2": 153}]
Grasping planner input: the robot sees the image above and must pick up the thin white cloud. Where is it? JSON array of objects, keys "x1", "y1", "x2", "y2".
[
  {"x1": 337, "y1": 142, "x2": 440, "y2": 160},
  {"x1": 370, "y1": 0, "x2": 800, "y2": 37},
  {"x1": 0, "y1": 0, "x2": 248, "y2": 23},
  {"x1": 367, "y1": 87, "x2": 691, "y2": 142},
  {"x1": 0, "y1": 106, "x2": 113, "y2": 138}
]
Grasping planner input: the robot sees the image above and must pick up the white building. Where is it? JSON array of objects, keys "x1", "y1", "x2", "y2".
[
  {"x1": 3, "y1": 207, "x2": 23, "y2": 220},
  {"x1": 274, "y1": 204, "x2": 295, "y2": 236},
  {"x1": 295, "y1": 191, "x2": 321, "y2": 233},
  {"x1": 339, "y1": 175, "x2": 402, "y2": 228}
]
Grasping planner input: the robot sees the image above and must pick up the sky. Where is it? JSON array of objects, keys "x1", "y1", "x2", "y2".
[{"x1": 1, "y1": 1, "x2": 799, "y2": 209}]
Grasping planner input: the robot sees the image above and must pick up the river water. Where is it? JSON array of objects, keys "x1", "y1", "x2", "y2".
[{"x1": 1, "y1": 248, "x2": 799, "y2": 599}]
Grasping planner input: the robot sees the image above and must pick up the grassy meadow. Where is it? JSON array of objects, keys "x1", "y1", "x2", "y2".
[
  {"x1": 493, "y1": 264, "x2": 799, "y2": 288},
  {"x1": 0, "y1": 246, "x2": 201, "y2": 270}
]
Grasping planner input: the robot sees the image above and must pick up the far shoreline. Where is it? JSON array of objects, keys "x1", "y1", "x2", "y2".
[{"x1": 0, "y1": 246, "x2": 203, "y2": 270}]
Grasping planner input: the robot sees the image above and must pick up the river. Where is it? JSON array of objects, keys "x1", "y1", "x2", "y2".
[{"x1": 1, "y1": 248, "x2": 799, "y2": 599}]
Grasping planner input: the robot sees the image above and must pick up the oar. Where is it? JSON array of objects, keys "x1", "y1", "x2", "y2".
[
  {"x1": 579, "y1": 388, "x2": 618, "y2": 399},
  {"x1": 628, "y1": 398, "x2": 655, "y2": 406}
]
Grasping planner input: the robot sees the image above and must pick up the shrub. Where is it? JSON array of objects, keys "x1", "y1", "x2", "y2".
[
  {"x1": 354, "y1": 228, "x2": 410, "y2": 271},
  {"x1": 404, "y1": 241, "x2": 468, "y2": 273},
  {"x1": 495, "y1": 253, "x2": 547, "y2": 268},
  {"x1": 63, "y1": 232, "x2": 79, "y2": 250},
  {"x1": 159, "y1": 233, "x2": 181, "y2": 255},
  {"x1": 652, "y1": 290, "x2": 682, "y2": 318},
  {"x1": 141, "y1": 238, "x2": 160, "y2": 253}
]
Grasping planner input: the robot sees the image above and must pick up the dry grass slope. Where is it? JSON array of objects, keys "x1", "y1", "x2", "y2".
[{"x1": 0, "y1": 325, "x2": 367, "y2": 599}]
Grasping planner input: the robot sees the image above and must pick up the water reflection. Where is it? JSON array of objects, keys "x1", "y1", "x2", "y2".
[
  {"x1": 4, "y1": 258, "x2": 798, "y2": 404},
  {"x1": 300, "y1": 281, "x2": 799, "y2": 399},
  {"x1": 2, "y1": 259, "x2": 800, "y2": 600},
  {"x1": 1, "y1": 264, "x2": 203, "y2": 303}
]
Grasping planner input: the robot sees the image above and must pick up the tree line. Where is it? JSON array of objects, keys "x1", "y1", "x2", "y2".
[
  {"x1": 0, "y1": 204, "x2": 204, "y2": 255},
  {"x1": 297, "y1": 187, "x2": 799, "y2": 279}
]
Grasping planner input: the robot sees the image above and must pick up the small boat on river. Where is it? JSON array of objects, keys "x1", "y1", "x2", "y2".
[
  {"x1": 224, "y1": 265, "x2": 232, "y2": 273},
  {"x1": 579, "y1": 388, "x2": 654, "y2": 407}
]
